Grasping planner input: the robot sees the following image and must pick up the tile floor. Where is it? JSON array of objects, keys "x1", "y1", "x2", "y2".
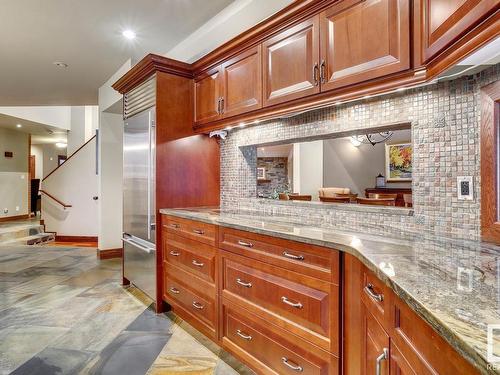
[{"x1": 0, "y1": 244, "x2": 253, "y2": 375}]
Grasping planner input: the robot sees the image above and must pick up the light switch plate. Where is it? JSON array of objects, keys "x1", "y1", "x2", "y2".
[{"x1": 457, "y1": 176, "x2": 473, "y2": 200}]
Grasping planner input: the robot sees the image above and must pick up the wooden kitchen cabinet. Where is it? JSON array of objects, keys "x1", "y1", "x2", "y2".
[
  {"x1": 222, "y1": 303, "x2": 339, "y2": 375},
  {"x1": 344, "y1": 253, "x2": 480, "y2": 375},
  {"x1": 194, "y1": 46, "x2": 262, "y2": 125},
  {"x1": 362, "y1": 306, "x2": 390, "y2": 375},
  {"x1": 220, "y1": 249, "x2": 339, "y2": 354},
  {"x1": 319, "y1": 0, "x2": 410, "y2": 91},
  {"x1": 262, "y1": 16, "x2": 321, "y2": 107},
  {"x1": 221, "y1": 45, "x2": 262, "y2": 118},
  {"x1": 194, "y1": 66, "x2": 223, "y2": 124},
  {"x1": 416, "y1": 0, "x2": 500, "y2": 63}
]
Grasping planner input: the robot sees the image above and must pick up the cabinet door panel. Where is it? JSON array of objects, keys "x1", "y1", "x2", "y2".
[
  {"x1": 420, "y1": 0, "x2": 499, "y2": 62},
  {"x1": 262, "y1": 16, "x2": 320, "y2": 107},
  {"x1": 222, "y1": 45, "x2": 262, "y2": 118},
  {"x1": 363, "y1": 306, "x2": 390, "y2": 375},
  {"x1": 320, "y1": 0, "x2": 410, "y2": 91},
  {"x1": 194, "y1": 66, "x2": 222, "y2": 124}
]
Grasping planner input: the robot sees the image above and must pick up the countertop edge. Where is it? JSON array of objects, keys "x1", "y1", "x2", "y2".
[{"x1": 160, "y1": 208, "x2": 491, "y2": 374}]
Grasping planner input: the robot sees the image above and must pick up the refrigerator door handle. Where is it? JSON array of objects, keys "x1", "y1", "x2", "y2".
[
  {"x1": 122, "y1": 236, "x2": 154, "y2": 254},
  {"x1": 147, "y1": 111, "x2": 152, "y2": 241}
]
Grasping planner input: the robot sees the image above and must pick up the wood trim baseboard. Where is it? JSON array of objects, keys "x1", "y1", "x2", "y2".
[
  {"x1": 55, "y1": 235, "x2": 98, "y2": 242},
  {"x1": 98, "y1": 248, "x2": 123, "y2": 259},
  {"x1": 0, "y1": 214, "x2": 30, "y2": 222}
]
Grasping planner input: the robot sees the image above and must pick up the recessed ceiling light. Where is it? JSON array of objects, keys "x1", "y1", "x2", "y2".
[
  {"x1": 16, "y1": 124, "x2": 22, "y2": 128},
  {"x1": 122, "y1": 29, "x2": 136, "y2": 40},
  {"x1": 55, "y1": 142, "x2": 67, "y2": 148},
  {"x1": 53, "y1": 61, "x2": 68, "y2": 68}
]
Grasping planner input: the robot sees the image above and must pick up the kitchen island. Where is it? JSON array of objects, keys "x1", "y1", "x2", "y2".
[{"x1": 159, "y1": 207, "x2": 500, "y2": 374}]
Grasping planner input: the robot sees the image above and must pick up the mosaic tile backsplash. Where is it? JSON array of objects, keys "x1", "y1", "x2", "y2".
[{"x1": 220, "y1": 64, "x2": 500, "y2": 240}]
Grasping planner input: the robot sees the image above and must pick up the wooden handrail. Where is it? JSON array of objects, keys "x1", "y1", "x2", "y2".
[
  {"x1": 39, "y1": 190, "x2": 72, "y2": 209},
  {"x1": 42, "y1": 135, "x2": 97, "y2": 182}
]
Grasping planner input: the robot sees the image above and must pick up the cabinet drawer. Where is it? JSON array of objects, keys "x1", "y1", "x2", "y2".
[
  {"x1": 164, "y1": 276, "x2": 215, "y2": 328},
  {"x1": 165, "y1": 232, "x2": 216, "y2": 284},
  {"x1": 361, "y1": 267, "x2": 391, "y2": 330},
  {"x1": 164, "y1": 261, "x2": 215, "y2": 299},
  {"x1": 223, "y1": 306, "x2": 338, "y2": 375},
  {"x1": 219, "y1": 227, "x2": 338, "y2": 283},
  {"x1": 221, "y1": 251, "x2": 338, "y2": 353},
  {"x1": 164, "y1": 215, "x2": 216, "y2": 246}
]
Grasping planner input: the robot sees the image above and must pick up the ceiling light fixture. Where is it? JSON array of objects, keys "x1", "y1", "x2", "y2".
[
  {"x1": 122, "y1": 29, "x2": 136, "y2": 40},
  {"x1": 53, "y1": 61, "x2": 68, "y2": 68},
  {"x1": 55, "y1": 142, "x2": 67, "y2": 148},
  {"x1": 16, "y1": 124, "x2": 22, "y2": 128},
  {"x1": 350, "y1": 132, "x2": 393, "y2": 147}
]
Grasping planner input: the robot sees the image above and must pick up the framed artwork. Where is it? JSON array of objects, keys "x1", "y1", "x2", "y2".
[
  {"x1": 257, "y1": 167, "x2": 266, "y2": 180},
  {"x1": 385, "y1": 142, "x2": 412, "y2": 182}
]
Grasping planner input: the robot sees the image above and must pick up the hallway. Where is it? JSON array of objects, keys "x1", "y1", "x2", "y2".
[{"x1": 0, "y1": 244, "x2": 250, "y2": 374}]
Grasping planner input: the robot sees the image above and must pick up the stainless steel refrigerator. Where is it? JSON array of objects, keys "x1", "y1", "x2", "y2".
[{"x1": 123, "y1": 107, "x2": 156, "y2": 299}]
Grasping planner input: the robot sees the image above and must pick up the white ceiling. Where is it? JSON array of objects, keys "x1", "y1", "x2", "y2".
[
  {"x1": 0, "y1": 114, "x2": 67, "y2": 144},
  {"x1": 0, "y1": 0, "x2": 234, "y2": 106}
]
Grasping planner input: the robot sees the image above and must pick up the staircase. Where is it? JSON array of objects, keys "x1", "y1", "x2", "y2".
[{"x1": 0, "y1": 221, "x2": 55, "y2": 246}]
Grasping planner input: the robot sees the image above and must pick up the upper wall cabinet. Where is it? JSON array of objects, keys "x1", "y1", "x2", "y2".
[
  {"x1": 194, "y1": 66, "x2": 223, "y2": 124},
  {"x1": 221, "y1": 45, "x2": 262, "y2": 118},
  {"x1": 319, "y1": 0, "x2": 410, "y2": 91},
  {"x1": 262, "y1": 16, "x2": 321, "y2": 107},
  {"x1": 418, "y1": 0, "x2": 499, "y2": 62},
  {"x1": 195, "y1": 46, "x2": 262, "y2": 125}
]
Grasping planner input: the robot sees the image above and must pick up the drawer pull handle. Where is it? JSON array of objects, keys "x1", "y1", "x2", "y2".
[
  {"x1": 364, "y1": 283, "x2": 384, "y2": 302},
  {"x1": 170, "y1": 223, "x2": 180, "y2": 229},
  {"x1": 236, "y1": 329, "x2": 252, "y2": 340},
  {"x1": 192, "y1": 301, "x2": 204, "y2": 310},
  {"x1": 237, "y1": 240, "x2": 253, "y2": 248},
  {"x1": 192, "y1": 260, "x2": 204, "y2": 267},
  {"x1": 281, "y1": 296, "x2": 303, "y2": 309},
  {"x1": 169, "y1": 251, "x2": 180, "y2": 257},
  {"x1": 236, "y1": 278, "x2": 252, "y2": 288},
  {"x1": 376, "y1": 348, "x2": 389, "y2": 375},
  {"x1": 193, "y1": 229, "x2": 205, "y2": 235},
  {"x1": 169, "y1": 287, "x2": 180, "y2": 294},
  {"x1": 281, "y1": 357, "x2": 303, "y2": 372},
  {"x1": 283, "y1": 251, "x2": 304, "y2": 261}
]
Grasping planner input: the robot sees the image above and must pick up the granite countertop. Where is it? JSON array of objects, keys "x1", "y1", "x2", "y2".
[{"x1": 160, "y1": 207, "x2": 500, "y2": 374}]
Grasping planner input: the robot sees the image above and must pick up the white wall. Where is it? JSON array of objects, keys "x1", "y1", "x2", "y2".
[
  {"x1": 166, "y1": 0, "x2": 293, "y2": 62},
  {"x1": 97, "y1": 112, "x2": 123, "y2": 250},
  {"x1": 323, "y1": 130, "x2": 412, "y2": 194},
  {"x1": 293, "y1": 141, "x2": 323, "y2": 199},
  {"x1": 42, "y1": 138, "x2": 98, "y2": 236},
  {"x1": 96, "y1": 61, "x2": 131, "y2": 250},
  {"x1": 0, "y1": 172, "x2": 28, "y2": 219},
  {"x1": 98, "y1": 60, "x2": 131, "y2": 112},
  {"x1": 67, "y1": 106, "x2": 99, "y2": 155},
  {"x1": 30, "y1": 145, "x2": 43, "y2": 180},
  {"x1": 41, "y1": 144, "x2": 66, "y2": 179},
  {"x1": 0, "y1": 128, "x2": 29, "y2": 218}
]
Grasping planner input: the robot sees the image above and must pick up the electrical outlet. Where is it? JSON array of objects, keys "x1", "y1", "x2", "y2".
[
  {"x1": 457, "y1": 176, "x2": 473, "y2": 200},
  {"x1": 15, "y1": 206, "x2": 19, "y2": 212}
]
